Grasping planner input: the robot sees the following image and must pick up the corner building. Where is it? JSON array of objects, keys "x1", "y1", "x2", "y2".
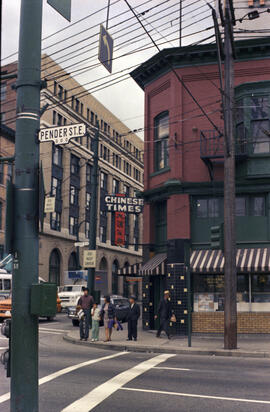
[{"x1": 131, "y1": 37, "x2": 270, "y2": 334}]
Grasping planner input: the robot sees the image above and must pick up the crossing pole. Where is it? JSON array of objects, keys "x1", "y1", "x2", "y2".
[
  {"x1": 11, "y1": 0, "x2": 42, "y2": 410},
  {"x1": 223, "y1": 0, "x2": 237, "y2": 350},
  {"x1": 87, "y1": 124, "x2": 99, "y2": 295}
]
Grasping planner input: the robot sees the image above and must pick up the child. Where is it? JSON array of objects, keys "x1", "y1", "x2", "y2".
[{"x1": 91, "y1": 303, "x2": 100, "y2": 342}]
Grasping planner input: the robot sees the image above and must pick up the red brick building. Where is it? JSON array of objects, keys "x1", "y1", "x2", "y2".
[{"x1": 131, "y1": 37, "x2": 270, "y2": 334}]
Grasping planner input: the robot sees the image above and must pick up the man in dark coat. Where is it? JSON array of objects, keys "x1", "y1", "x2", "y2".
[
  {"x1": 77, "y1": 287, "x2": 94, "y2": 341},
  {"x1": 155, "y1": 290, "x2": 172, "y2": 339},
  {"x1": 127, "y1": 295, "x2": 140, "y2": 341}
]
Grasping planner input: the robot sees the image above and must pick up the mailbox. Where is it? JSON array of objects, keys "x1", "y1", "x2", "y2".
[{"x1": 31, "y1": 283, "x2": 57, "y2": 317}]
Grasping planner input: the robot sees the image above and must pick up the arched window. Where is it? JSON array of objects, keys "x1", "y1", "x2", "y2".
[
  {"x1": 68, "y1": 252, "x2": 78, "y2": 271},
  {"x1": 123, "y1": 262, "x2": 130, "y2": 298},
  {"x1": 49, "y1": 249, "x2": 61, "y2": 286},
  {"x1": 154, "y1": 112, "x2": 169, "y2": 171},
  {"x1": 99, "y1": 257, "x2": 108, "y2": 271},
  {"x1": 112, "y1": 260, "x2": 119, "y2": 295}
]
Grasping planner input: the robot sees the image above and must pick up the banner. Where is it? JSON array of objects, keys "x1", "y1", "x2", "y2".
[{"x1": 115, "y1": 212, "x2": 125, "y2": 246}]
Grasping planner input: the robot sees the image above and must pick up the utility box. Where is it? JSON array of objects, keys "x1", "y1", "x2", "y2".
[{"x1": 31, "y1": 283, "x2": 57, "y2": 317}]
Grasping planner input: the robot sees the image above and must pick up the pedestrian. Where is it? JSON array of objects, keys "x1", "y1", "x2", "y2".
[
  {"x1": 127, "y1": 295, "x2": 140, "y2": 341},
  {"x1": 155, "y1": 290, "x2": 172, "y2": 339},
  {"x1": 100, "y1": 296, "x2": 116, "y2": 342},
  {"x1": 77, "y1": 287, "x2": 94, "y2": 341},
  {"x1": 91, "y1": 302, "x2": 100, "y2": 342}
]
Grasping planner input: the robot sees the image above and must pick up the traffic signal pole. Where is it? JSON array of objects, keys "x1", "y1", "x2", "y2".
[
  {"x1": 11, "y1": 0, "x2": 42, "y2": 410},
  {"x1": 87, "y1": 125, "x2": 99, "y2": 295},
  {"x1": 223, "y1": 1, "x2": 237, "y2": 350}
]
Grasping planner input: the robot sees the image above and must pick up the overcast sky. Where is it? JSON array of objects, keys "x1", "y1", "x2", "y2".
[{"x1": 2, "y1": 0, "x2": 216, "y2": 138}]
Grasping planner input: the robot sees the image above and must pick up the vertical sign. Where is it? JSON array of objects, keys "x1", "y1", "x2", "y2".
[
  {"x1": 115, "y1": 212, "x2": 125, "y2": 246},
  {"x1": 98, "y1": 24, "x2": 114, "y2": 73},
  {"x1": 47, "y1": 0, "x2": 71, "y2": 21}
]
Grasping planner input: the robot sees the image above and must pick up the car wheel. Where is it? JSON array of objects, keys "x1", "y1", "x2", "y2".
[{"x1": 72, "y1": 319, "x2": 79, "y2": 327}]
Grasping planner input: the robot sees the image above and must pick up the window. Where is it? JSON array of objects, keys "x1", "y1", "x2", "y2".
[
  {"x1": 0, "y1": 113, "x2": 5, "y2": 123},
  {"x1": 235, "y1": 197, "x2": 246, "y2": 216},
  {"x1": 64, "y1": 90, "x2": 67, "y2": 102},
  {"x1": 50, "y1": 212, "x2": 61, "y2": 231},
  {"x1": 0, "y1": 164, "x2": 3, "y2": 184},
  {"x1": 91, "y1": 111, "x2": 95, "y2": 124},
  {"x1": 112, "y1": 178, "x2": 119, "y2": 194},
  {"x1": 155, "y1": 201, "x2": 167, "y2": 250},
  {"x1": 70, "y1": 154, "x2": 80, "y2": 175},
  {"x1": 252, "y1": 197, "x2": 265, "y2": 216},
  {"x1": 69, "y1": 216, "x2": 78, "y2": 236},
  {"x1": 85, "y1": 221, "x2": 90, "y2": 238},
  {"x1": 58, "y1": 85, "x2": 63, "y2": 100},
  {"x1": 196, "y1": 198, "x2": 219, "y2": 218},
  {"x1": 87, "y1": 108, "x2": 90, "y2": 120},
  {"x1": 86, "y1": 164, "x2": 92, "y2": 184},
  {"x1": 75, "y1": 99, "x2": 80, "y2": 113},
  {"x1": 154, "y1": 112, "x2": 169, "y2": 171},
  {"x1": 52, "y1": 146, "x2": 63, "y2": 167},
  {"x1": 0, "y1": 83, "x2": 7, "y2": 101},
  {"x1": 80, "y1": 103, "x2": 84, "y2": 115},
  {"x1": 51, "y1": 177, "x2": 62, "y2": 198},
  {"x1": 250, "y1": 96, "x2": 270, "y2": 154},
  {"x1": 0, "y1": 202, "x2": 2, "y2": 230},
  {"x1": 7, "y1": 164, "x2": 12, "y2": 181},
  {"x1": 53, "y1": 81, "x2": 57, "y2": 95},
  {"x1": 70, "y1": 185, "x2": 79, "y2": 205},
  {"x1": 123, "y1": 185, "x2": 129, "y2": 196},
  {"x1": 99, "y1": 226, "x2": 106, "y2": 243},
  {"x1": 86, "y1": 192, "x2": 91, "y2": 210},
  {"x1": 100, "y1": 172, "x2": 107, "y2": 190}
]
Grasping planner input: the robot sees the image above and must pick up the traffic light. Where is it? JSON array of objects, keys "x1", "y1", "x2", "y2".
[
  {"x1": 1, "y1": 319, "x2": 11, "y2": 377},
  {"x1": 210, "y1": 223, "x2": 224, "y2": 250}
]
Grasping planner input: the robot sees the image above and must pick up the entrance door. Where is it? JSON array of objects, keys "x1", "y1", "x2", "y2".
[{"x1": 149, "y1": 275, "x2": 166, "y2": 330}]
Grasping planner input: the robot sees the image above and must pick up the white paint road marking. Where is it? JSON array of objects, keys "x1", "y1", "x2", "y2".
[
  {"x1": 61, "y1": 353, "x2": 175, "y2": 412},
  {"x1": 39, "y1": 327, "x2": 68, "y2": 333},
  {"x1": 154, "y1": 366, "x2": 191, "y2": 371},
  {"x1": 0, "y1": 351, "x2": 127, "y2": 405},
  {"x1": 121, "y1": 387, "x2": 270, "y2": 405}
]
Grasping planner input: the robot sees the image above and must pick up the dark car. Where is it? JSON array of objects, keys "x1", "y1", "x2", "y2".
[{"x1": 68, "y1": 295, "x2": 130, "y2": 327}]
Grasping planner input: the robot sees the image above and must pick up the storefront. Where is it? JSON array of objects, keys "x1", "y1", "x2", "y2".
[{"x1": 191, "y1": 248, "x2": 270, "y2": 333}]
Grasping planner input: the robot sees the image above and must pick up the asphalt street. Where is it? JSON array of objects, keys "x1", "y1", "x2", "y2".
[{"x1": 0, "y1": 313, "x2": 270, "y2": 412}]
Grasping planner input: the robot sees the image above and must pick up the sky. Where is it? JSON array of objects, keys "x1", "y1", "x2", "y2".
[{"x1": 1, "y1": 0, "x2": 217, "y2": 139}]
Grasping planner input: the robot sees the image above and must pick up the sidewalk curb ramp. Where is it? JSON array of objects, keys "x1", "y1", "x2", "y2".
[{"x1": 63, "y1": 333, "x2": 270, "y2": 359}]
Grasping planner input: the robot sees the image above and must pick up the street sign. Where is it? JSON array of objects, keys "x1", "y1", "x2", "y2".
[
  {"x1": 44, "y1": 197, "x2": 55, "y2": 213},
  {"x1": 39, "y1": 123, "x2": 86, "y2": 145},
  {"x1": 47, "y1": 0, "x2": 71, "y2": 22},
  {"x1": 104, "y1": 195, "x2": 144, "y2": 213},
  {"x1": 98, "y1": 24, "x2": 114, "y2": 73},
  {"x1": 83, "y1": 250, "x2": 96, "y2": 268},
  {"x1": 74, "y1": 241, "x2": 89, "y2": 247}
]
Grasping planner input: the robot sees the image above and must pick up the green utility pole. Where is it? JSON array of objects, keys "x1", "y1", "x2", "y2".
[
  {"x1": 87, "y1": 125, "x2": 99, "y2": 295},
  {"x1": 223, "y1": 0, "x2": 237, "y2": 350},
  {"x1": 11, "y1": 0, "x2": 42, "y2": 410}
]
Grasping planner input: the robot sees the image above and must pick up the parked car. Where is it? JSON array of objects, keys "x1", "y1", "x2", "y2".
[
  {"x1": 58, "y1": 285, "x2": 86, "y2": 310},
  {"x1": 68, "y1": 295, "x2": 130, "y2": 327}
]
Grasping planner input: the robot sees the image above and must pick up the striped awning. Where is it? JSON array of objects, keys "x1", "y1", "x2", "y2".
[
  {"x1": 117, "y1": 262, "x2": 142, "y2": 276},
  {"x1": 139, "y1": 253, "x2": 167, "y2": 276},
  {"x1": 191, "y1": 248, "x2": 270, "y2": 273}
]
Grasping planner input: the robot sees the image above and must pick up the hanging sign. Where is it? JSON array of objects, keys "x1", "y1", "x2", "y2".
[
  {"x1": 115, "y1": 212, "x2": 125, "y2": 246},
  {"x1": 98, "y1": 24, "x2": 114, "y2": 73},
  {"x1": 83, "y1": 250, "x2": 96, "y2": 268},
  {"x1": 44, "y1": 197, "x2": 55, "y2": 213},
  {"x1": 39, "y1": 123, "x2": 86, "y2": 145},
  {"x1": 105, "y1": 195, "x2": 144, "y2": 213}
]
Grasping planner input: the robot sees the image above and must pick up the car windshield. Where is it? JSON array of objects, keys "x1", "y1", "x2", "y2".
[
  {"x1": 62, "y1": 286, "x2": 82, "y2": 292},
  {"x1": 113, "y1": 299, "x2": 129, "y2": 306}
]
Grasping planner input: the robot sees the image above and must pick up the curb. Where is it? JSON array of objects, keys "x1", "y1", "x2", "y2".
[{"x1": 63, "y1": 334, "x2": 270, "y2": 359}]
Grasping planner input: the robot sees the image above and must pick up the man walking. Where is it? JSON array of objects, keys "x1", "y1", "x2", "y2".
[
  {"x1": 155, "y1": 290, "x2": 172, "y2": 339},
  {"x1": 77, "y1": 287, "x2": 94, "y2": 341},
  {"x1": 127, "y1": 295, "x2": 140, "y2": 341}
]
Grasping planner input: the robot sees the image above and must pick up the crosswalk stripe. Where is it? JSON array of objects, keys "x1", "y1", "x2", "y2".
[
  {"x1": 61, "y1": 353, "x2": 175, "y2": 412},
  {"x1": 0, "y1": 351, "x2": 128, "y2": 404}
]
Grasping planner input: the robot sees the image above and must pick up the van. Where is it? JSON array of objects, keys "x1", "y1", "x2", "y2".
[{"x1": 0, "y1": 271, "x2": 12, "y2": 300}]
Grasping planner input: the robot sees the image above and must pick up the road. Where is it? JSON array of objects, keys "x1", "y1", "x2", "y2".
[{"x1": 1, "y1": 313, "x2": 270, "y2": 412}]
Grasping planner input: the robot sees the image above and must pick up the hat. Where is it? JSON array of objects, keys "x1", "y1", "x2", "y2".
[
  {"x1": 130, "y1": 295, "x2": 136, "y2": 300},
  {"x1": 164, "y1": 290, "x2": 170, "y2": 295}
]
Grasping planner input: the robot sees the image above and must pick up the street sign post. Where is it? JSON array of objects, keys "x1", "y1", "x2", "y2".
[
  {"x1": 74, "y1": 241, "x2": 89, "y2": 247},
  {"x1": 98, "y1": 24, "x2": 114, "y2": 73},
  {"x1": 44, "y1": 197, "x2": 55, "y2": 213},
  {"x1": 83, "y1": 250, "x2": 96, "y2": 268},
  {"x1": 38, "y1": 123, "x2": 86, "y2": 145}
]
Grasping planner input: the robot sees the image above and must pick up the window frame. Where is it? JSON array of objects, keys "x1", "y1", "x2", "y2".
[{"x1": 154, "y1": 111, "x2": 169, "y2": 172}]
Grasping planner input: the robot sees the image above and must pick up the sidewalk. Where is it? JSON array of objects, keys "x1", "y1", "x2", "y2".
[{"x1": 63, "y1": 323, "x2": 270, "y2": 358}]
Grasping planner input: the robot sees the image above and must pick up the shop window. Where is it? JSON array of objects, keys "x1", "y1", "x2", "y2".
[
  {"x1": 252, "y1": 274, "x2": 270, "y2": 303},
  {"x1": 49, "y1": 249, "x2": 61, "y2": 285},
  {"x1": 154, "y1": 112, "x2": 169, "y2": 171}
]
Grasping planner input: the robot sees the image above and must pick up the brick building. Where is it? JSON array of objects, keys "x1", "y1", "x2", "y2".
[
  {"x1": 1, "y1": 56, "x2": 144, "y2": 297},
  {"x1": 130, "y1": 36, "x2": 270, "y2": 334}
]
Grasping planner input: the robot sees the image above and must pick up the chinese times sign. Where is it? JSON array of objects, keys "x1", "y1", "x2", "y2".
[{"x1": 104, "y1": 195, "x2": 144, "y2": 213}]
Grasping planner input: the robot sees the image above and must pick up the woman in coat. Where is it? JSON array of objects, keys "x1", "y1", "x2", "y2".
[{"x1": 100, "y1": 296, "x2": 116, "y2": 342}]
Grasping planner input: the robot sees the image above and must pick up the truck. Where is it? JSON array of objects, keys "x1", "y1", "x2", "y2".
[{"x1": 58, "y1": 284, "x2": 86, "y2": 310}]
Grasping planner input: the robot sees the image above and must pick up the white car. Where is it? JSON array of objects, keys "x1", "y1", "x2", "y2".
[{"x1": 58, "y1": 285, "x2": 86, "y2": 309}]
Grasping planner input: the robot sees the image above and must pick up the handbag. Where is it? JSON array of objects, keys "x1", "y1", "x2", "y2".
[
  {"x1": 108, "y1": 319, "x2": 115, "y2": 329},
  {"x1": 170, "y1": 314, "x2": 177, "y2": 323},
  {"x1": 78, "y1": 309, "x2": 85, "y2": 321}
]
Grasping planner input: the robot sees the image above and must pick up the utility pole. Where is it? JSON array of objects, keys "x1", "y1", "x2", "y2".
[
  {"x1": 87, "y1": 125, "x2": 99, "y2": 295},
  {"x1": 223, "y1": 0, "x2": 237, "y2": 350},
  {"x1": 11, "y1": 0, "x2": 42, "y2": 410}
]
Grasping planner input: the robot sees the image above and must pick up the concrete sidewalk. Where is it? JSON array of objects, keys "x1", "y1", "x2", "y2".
[{"x1": 63, "y1": 323, "x2": 270, "y2": 358}]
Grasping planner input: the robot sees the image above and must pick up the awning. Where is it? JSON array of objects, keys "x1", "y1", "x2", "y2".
[
  {"x1": 139, "y1": 253, "x2": 167, "y2": 276},
  {"x1": 191, "y1": 248, "x2": 270, "y2": 273},
  {"x1": 117, "y1": 262, "x2": 142, "y2": 277}
]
